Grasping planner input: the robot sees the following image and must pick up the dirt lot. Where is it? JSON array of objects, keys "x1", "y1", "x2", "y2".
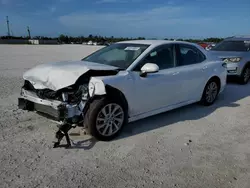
[{"x1": 0, "y1": 44, "x2": 250, "y2": 188}]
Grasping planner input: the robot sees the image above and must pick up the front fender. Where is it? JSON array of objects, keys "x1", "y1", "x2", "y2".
[
  {"x1": 88, "y1": 71, "x2": 133, "y2": 96},
  {"x1": 88, "y1": 71, "x2": 135, "y2": 115}
]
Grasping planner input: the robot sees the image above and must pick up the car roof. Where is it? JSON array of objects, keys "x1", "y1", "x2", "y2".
[
  {"x1": 117, "y1": 39, "x2": 207, "y2": 56},
  {"x1": 117, "y1": 40, "x2": 196, "y2": 46},
  {"x1": 224, "y1": 35, "x2": 250, "y2": 41}
]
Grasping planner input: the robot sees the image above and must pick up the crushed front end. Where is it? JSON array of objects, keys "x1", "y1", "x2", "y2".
[
  {"x1": 18, "y1": 67, "x2": 119, "y2": 148},
  {"x1": 18, "y1": 80, "x2": 88, "y2": 124},
  {"x1": 18, "y1": 80, "x2": 90, "y2": 148}
]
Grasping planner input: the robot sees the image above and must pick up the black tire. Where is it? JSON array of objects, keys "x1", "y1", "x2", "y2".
[
  {"x1": 239, "y1": 66, "x2": 250, "y2": 85},
  {"x1": 200, "y1": 79, "x2": 220, "y2": 106},
  {"x1": 84, "y1": 96, "x2": 128, "y2": 141}
]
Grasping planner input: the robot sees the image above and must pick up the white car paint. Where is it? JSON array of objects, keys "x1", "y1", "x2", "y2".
[
  {"x1": 89, "y1": 62, "x2": 226, "y2": 122},
  {"x1": 23, "y1": 60, "x2": 118, "y2": 91},
  {"x1": 20, "y1": 40, "x2": 227, "y2": 124},
  {"x1": 140, "y1": 63, "x2": 159, "y2": 73}
]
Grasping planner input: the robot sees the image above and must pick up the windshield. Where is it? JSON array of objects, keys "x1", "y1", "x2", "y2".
[
  {"x1": 82, "y1": 43, "x2": 150, "y2": 69},
  {"x1": 212, "y1": 40, "x2": 250, "y2": 52}
]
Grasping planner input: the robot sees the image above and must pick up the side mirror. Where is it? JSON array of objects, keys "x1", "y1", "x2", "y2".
[{"x1": 140, "y1": 63, "x2": 159, "y2": 77}]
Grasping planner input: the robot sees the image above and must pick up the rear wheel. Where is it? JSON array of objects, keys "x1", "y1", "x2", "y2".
[
  {"x1": 239, "y1": 66, "x2": 250, "y2": 85},
  {"x1": 84, "y1": 97, "x2": 127, "y2": 141},
  {"x1": 200, "y1": 79, "x2": 219, "y2": 106}
]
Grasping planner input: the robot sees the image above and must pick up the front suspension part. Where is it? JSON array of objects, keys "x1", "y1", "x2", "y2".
[{"x1": 53, "y1": 123, "x2": 73, "y2": 148}]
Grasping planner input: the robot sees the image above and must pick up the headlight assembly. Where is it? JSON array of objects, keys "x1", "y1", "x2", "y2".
[
  {"x1": 61, "y1": 84, "x2": 89, "y2": 103},
  {"x1": 223, "y1": 57, "x2": 241, "y2": 63}
]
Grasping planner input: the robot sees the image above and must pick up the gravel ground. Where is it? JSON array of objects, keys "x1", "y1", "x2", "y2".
[{"x1": 0, "y1": 44, "x2": 250, "y2": 188}]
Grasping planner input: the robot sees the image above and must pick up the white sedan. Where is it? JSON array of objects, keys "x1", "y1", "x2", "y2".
[{"x1": 18, "y1": 40, "x2": 227, "y2": 147}]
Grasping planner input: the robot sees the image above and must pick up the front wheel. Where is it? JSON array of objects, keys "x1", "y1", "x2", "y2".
[
  {"x1": 200, "y1": 79, "x2": 219, "y2": 106},
  {"x1": 239, "y1": 66, "x2": 250, "y2": 85},
  {"x1": 84, "y1": 97, "x2": 127, "y2": 141}
]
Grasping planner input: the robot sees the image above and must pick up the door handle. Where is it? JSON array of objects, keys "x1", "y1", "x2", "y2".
[{"x1": 173, "y1": 72, "x2": 180, "y2": 75}]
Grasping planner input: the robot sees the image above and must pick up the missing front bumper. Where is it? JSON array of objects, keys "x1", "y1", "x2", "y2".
[
  {"x1": 18, "y1": 98, "x2": 67, "y2": 121},
  {"x1": 18, "y1": 89, "x2": 85, "y2": 123}
]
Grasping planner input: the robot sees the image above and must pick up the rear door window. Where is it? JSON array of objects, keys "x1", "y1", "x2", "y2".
[{"x1": 176, "y1": 44, "x2": 206, "y2": 66}]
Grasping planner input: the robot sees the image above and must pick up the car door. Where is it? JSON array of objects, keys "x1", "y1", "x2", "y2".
[
  {"x1": 173, "y1": 43, "x2": 208, "y2": 102},
  {"x1": 129, "y1": 44, "x2": 181, "y2": 115}
]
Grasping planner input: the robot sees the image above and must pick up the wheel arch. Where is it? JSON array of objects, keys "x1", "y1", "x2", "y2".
[
  {"x1": 209, "y1": 76, "x2": 221, "y2": 90},
  {"x1": 82, "y1": 84, "x2": 129, "y2": 117},
  {"x1": 200, "y1": 75, "x2": 221, "y2": 100},
  {"x1": 242, "y1": 61, "x2": 250, "y2": 73},
  {"x1": 105, "y1": 85, "x2": 129, "y2": 114}
]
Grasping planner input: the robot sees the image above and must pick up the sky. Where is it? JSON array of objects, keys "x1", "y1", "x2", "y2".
[{"x1": 0, "y1": 0, "x2": 250, "y2": 38}]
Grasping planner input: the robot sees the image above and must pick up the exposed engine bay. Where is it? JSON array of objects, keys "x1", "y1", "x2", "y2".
[{"x1": 22, "y1": 69, "x2": 118, "y2": 103}]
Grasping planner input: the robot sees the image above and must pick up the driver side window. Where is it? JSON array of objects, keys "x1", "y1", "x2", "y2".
[{"x1": 133, "y1": 44, "x2": 174, "y2": 71}]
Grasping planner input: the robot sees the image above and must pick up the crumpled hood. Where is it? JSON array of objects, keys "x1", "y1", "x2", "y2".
[{"x1": 23, "y1": 60, "x2": 118, "y2": 91}]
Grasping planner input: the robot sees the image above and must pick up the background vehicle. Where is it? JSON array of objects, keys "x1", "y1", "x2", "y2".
[
  {"x1": 87, "y1": 41, "x2": 93, "y2": 45},
  {"x1": 205, "y1": 43, "x2": 216, "y2": 51},
  {"x1": 18, "y1": 40, "x2": 227, "y2": 147},
  {"x1": 197, "y1": 42, "x2": 216, "y2": 50},
  {"x1": 209, "y1": 35, "x2": 250, "y2": 84},
  {"x1": 198, "y1": 42, "x2": 210, "y2": 49}
]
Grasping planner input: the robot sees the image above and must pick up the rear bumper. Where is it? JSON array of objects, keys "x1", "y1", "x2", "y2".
[{"x1": 18, "y1": 88, "x2": 85, "y2": 123}]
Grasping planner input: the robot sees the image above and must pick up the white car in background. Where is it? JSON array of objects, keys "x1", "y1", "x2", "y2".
[
  {"x1": 18, "y1": 40, "x2": 227, "y2": 147},
  {"x1": 209, "y1": 36, "x2": 250, "y2": 84},
  {"x1": 87, "y1": 41, "x2": 93, "y2": 45},
  {"x1": 206, "y1": 43, "x2": 216, "y2": 51}
]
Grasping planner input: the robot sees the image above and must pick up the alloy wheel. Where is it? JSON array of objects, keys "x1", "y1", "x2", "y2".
[
  {"x1": 243, "y1": 67, "x2": 250, "y2": 83},
  {"x1": 205, "y1": 82, "x2": 218, "y2": 103},
  {"x1": 96, "y1": 103, "x2": 124, "y2": 137}
]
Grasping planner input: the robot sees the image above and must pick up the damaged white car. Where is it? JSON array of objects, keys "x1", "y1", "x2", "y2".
[{"x1": 18, "y1": 40, "x2": 227, "y2": 147}]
